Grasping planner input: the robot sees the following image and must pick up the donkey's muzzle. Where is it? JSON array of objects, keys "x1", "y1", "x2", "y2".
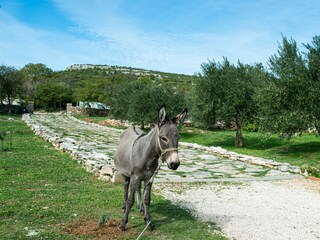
[
  {"x1": 169, "y1": 161, "x2": 180, "y2": 170},
  {"x1": 165, "y1": 151, "x2": 180, "y2": 170}
]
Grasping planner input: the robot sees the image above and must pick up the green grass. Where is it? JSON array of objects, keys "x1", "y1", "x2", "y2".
[
  {"x1": 0, "y1": 115, "x2": 226, "y2": 239},
  {"x1": 180, "y1": 127, "x2": 320, "y2": 177},
  {"x1": 75, "y1": 115, "x2": 109, "y2": 123}
]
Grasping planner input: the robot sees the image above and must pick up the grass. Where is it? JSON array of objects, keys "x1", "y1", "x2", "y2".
[
  {"x1": 181, "y1": 127, "x2": 320, "y2": 176},
  {"x1": 75, "y1": 115, "x2": 109, "y2": 124},
  {"x1": 0, "y1": 115, "x2": 226, "y2": 239}
]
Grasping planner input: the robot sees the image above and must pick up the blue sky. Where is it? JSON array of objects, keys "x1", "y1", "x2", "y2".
[{"x1": 0, "y1": 0, "x2": 319, "y2": 74}]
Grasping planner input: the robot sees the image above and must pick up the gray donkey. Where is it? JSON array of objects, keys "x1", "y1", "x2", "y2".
[{"x1": 114, "y1": 104, "x2": 187, "y2": 231}]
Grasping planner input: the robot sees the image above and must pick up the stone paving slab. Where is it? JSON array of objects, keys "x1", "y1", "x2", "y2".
[{"x1": 22, "y1": 113, "x2": 303, "y2": 183}]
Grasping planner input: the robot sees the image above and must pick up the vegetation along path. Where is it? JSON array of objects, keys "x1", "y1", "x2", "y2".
[{"x1": 23, "y1": 113, "x2": 320, "y2": 240}]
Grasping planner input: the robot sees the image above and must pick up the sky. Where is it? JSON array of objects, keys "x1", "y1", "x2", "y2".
[{"x1": 0, "y1": 0, "x2": 319, "y2": 75}]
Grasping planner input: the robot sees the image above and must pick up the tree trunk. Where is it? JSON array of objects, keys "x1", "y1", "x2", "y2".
[
  {"x1": 7, "y1": 94, "x2": 12, "y2": 115},
  {"x1": 315, "y1": 120, "x2": 320, "y2": 136},
  {"x1": 235, "y1": 123, "x2": 244, "y2": 147},
  {"x1": 141, "y1": 121, "x2": 145, "y2": 130},
  {"x1": 0, "y1": 88, "x2": 3, "y2": 105}
]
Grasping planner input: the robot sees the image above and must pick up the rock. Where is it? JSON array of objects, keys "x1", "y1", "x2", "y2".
[
  {"x1": 91, "y1": 152, "x2": 109, "y2": 161},
  {"x1": 99, "y1": 175, "x2": 111, "y2": 182},
  {"x1": 100, "y1": 166, "x2": 113, "y2": 175},
  {"x1": 112, "y1": 171, "x2": 124, "y2": 183}
]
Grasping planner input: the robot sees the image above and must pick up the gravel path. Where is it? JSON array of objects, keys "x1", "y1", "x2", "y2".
[{"x1": 156, "y1": 179, "x2": 320, "y2": 240}]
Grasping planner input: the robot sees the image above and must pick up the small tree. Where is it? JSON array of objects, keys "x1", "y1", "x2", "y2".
[
  {"x1": 21, "y1": 63, "x2": 53, "y2": 102},
  {"x1": 35, "y1": 82, "x2": 73, "y2": 111},
  {"x1": 190, "y1": 58, "x2": 261, "y2": 147},
  {"x1": 73, "y1": 79, "x2": 108, "y2": 103},
  {"x1": 304, "y1": 35, "x2": 320, "y2": 134},
  {"x1": 111, "y1": 80, "x2": 185, "y2": 128},
  {"x1": 0, "y1": 65, "x2": 24, "y2": 114}
]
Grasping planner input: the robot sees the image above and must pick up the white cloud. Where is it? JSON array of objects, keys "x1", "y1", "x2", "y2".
[
  {"x1": 51, "y1": 0, "x2": 282, "y2": 74},
  {"x1": 0, "y1": 10, "x2": 103, "y2": 70},
  {"x1": 1, "y1": 0, "x2": 319, "y2": 74}
]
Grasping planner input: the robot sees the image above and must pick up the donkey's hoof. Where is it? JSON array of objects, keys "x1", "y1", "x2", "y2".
[
  {"x1": 139, "y1": 209, "x2": 145, "y2": 215},
  {"x1": 147, "y1": 222, "x2": 154, "y2": 231},
  {"x1": 121, "y1": 208, "x2": 126, "y2": 213},
  {"x1": 119, "y1": 224, "x2": 126, "y2": 231}
]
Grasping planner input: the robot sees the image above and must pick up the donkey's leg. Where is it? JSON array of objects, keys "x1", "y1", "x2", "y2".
[
  {"x1": 136, "y1": 182, "x2": 145, "y2": 214},
  {"x1": 120, "y1": 178, "x2": 138, "y2": 231},
  {"x1": 122, "y1": 174, "x2": 130, "y2": 213},
  {"x1": 143, "y1": 181, "x2": 154, "y2": 231}
]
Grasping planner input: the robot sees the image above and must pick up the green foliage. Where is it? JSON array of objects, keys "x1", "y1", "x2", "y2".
[
  {"x1": 304, "y1": 35, "x2": 320, "y2": 134},
  {"x1": 98, "y1": 212, "x2": 109, "y2": 228},
  {"x1": 111, "y1": 80, "x2": 186, "y2": 127},
  {"x1": 190, "y1": 58, "x2": 263, "y2": 146},
  {"x1": 301, "y1": 164, "x2": 320, "y2": 178},
  {"x1": 34, "y1": 82, "x2": 73, "y2": 111},
  {"x1": 20, "y1": 63, "x2": 53, "y2": 101},
  {"x1": 73, "y1": 78, "x2": 109, "y2": 103},
  {"x1": 21, "y1": 63, "x2": 53, "y2": 79},
  {"x1": 73, "y1": 75, "x2": 129, "y2": 105},
  {"x1": 257, "y1": 36, "x2": 311, "y2": 137},
  {"x1": 0, "y1": 65, "x2": 24, "y2": 113}
]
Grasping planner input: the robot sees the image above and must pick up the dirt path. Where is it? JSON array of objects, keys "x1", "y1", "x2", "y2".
[{"x1": 156, "y1": 178, "x2": 320, "y2": 240}]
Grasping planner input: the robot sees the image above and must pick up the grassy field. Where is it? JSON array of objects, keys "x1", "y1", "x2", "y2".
[
  {"x1": 0, "y1": 115, "x2": 225, "y2": 239},
  {"x1": 180, "y1": 127, "x2": 320, "y2": 177}
]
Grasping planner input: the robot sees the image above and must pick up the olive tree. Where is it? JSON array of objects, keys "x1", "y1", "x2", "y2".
[
  {"x1": 111, "y1": 80, "x2": 185, "y2": 128},
  {"x1": 257, "y1": 36, "x2": 310, "y2": 137},
  {"x1": 21, "y1": 63, "x2": 53, "y2": 101},
  {"x1": 304, "y1": 35, "x2": 320, "y2": 134},
  {"x1": 0, "y1": 65, "x2": 24, "y2": 114},
  {"x1": 190, "y1": 58, "x2": 261, "y2": 147},
  {"x1": 34, "y1": 82, "x2": 73, "y2": 111}
]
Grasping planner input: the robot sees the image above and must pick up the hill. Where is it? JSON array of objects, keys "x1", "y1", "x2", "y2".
[{"x1": 61, "y1": 64, "x2": 197, "y2": 92}]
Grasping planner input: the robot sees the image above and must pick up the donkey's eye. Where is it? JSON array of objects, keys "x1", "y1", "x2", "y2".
[{"x1": 160, "y1": 136, "x2": 169, "y2": 143}]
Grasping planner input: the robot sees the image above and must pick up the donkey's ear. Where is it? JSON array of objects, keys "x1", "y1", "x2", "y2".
[
  {"x1": 172, "y1": 108, "x2": 188, "y2": 126},
  {"x1": 158, "y1": 104, "x2": 167, "y2": 126}
]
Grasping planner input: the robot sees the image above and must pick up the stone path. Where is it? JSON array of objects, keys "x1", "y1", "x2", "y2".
[{"x1": 23, "y1": 112, "x2": 302, "y2": 183}]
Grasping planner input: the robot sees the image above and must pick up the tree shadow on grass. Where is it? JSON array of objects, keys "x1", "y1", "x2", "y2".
[
  {"x1": 150, "y1": 198, "x2": 227, "y2": 239},
  {"x1": 275, "y1": 141, "x2": 320, "y2": 156},
  {"x1": 181, "y1": 131, "x2": 285, "y2": 151},
  {"x1": 151, "y1": 198, "x2": 205, "y2": 232},
  {"x1": 240, "y1": 135, "x2": 285, "y2": 150}
]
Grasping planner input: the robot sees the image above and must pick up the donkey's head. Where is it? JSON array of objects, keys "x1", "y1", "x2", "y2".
[{"x1": 157, "y1": 104, "x2": 187, "y2": 170}]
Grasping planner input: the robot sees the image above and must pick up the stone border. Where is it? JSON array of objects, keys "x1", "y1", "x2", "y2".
[
  {"x1": 22, "y1": 113, "x2": 122, "y2": 183},
  {"x1": 22, "y1": 113, "x2": 302, "y2": 185},
  {"x1": 179, "y1": 142, "x2": 301, "y2": 174}
]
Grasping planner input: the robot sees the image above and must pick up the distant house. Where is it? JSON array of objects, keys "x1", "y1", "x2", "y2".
[
  {"x1": 76, "y1": 101, "x2": 110, "y2": 110},
  {"x1": 0, "y1": 99, "x2": 30, "y2": 114}
]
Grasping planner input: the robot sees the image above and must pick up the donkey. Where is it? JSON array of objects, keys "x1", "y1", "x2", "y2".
[{"x1": 114, "y1": 104, "x2": 187, "y2": 231}]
